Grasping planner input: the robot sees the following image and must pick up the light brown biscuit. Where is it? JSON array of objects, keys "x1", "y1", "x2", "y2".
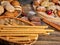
[
  {"x1": 4, "y1": 11, "x2": 19, "y2": 17},
  {"x1": 57, "y1": 10, "x2": 60, "y2": 17},
  {"x1": 11, "y1": 0, "x2": 20, "y2": 7}
]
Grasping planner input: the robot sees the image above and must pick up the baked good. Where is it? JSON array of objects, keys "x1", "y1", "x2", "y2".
[
  {"x1": 11, "y1": 0, "x2": 20, "y2": 7},
  {"x1": 11, "y1": 0, "x2": 22, "y2": 11},
  {"x1": 36, "y1": 6, "x2": 46, "y2": 12},
  {"x1": 57, "y1": 10, "x2": 60, "y2": 17},
  {"x1": 33, "y1": 0, "x2": 60, "y2": 17},
  {"x1": 4, "y1": 11, "x2": 15, "y2": 17},
  {"x1": 33, "y1": 0, "x2": 43, "y2": 10},
  {"x1": 1, "y1": 1, "x2": 15, "y2": 12},
  {"x1": 52, "y1": 0, "x2": 59, "y2": 3},
  {"x1": 0, "y1": 0, "x2": 22, "y2": 17},
  {"x1": 4, "y1": 11, "x2": 19, "y2": 17},
  {"x1": 0, "y1": 6, "x2": 4, "y2": 15},
  {"x1": 1, "y1": 0, "x2": 13, "y2": 2}
]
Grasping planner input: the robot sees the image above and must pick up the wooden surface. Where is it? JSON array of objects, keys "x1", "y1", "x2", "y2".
[{"x1": 33, "y1": 31, "x2": 60, "y2": 45}]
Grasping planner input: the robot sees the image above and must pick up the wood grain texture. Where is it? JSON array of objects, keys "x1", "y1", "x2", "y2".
[
  {"x1": 34, "y1": 41, "x2": 60, "y2": 45},
  {"x1": 33, "y1": 31, "x2": 60, "y2": 45}
]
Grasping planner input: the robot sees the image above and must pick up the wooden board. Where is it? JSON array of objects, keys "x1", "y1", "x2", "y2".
[
  {"x1": 33, "y1": 31, "x2": 60, "y2": 45},
  {"x1": 34, "y1": 41, "x2": 60, "y2": 45}
]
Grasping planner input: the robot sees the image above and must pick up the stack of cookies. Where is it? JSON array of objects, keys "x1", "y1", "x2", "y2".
[
  {"x1": 0, "y1": 0, "x2": 22, "y2": 17},
  {"x1": 33, "y1": 0, "x2": 60, "y2": 17}
]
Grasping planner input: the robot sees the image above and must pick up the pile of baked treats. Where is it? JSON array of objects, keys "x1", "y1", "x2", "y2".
[
  {"x1": 33, "y1": 0, "x2": 60, "y2": 17},
  {"x1": 0, "y1": 0, "x2": 41, "y2": 26},
  {"x1": 0, "y1": 0, "x2": 22, "y2": 17}
]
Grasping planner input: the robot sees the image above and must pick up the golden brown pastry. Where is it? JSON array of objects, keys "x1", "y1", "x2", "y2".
[
  {"x1": 4, "y1": 12, "x2": 15, "y2": 17},
  {"x1": 11, "y1": 0, "x2": 22, "y2": 12},
  {"x1": 36, "y1": 6, "x2": 46, "y2": 12},
  {"x1": 52, "y1": 0, "x2": 59, "y2": 3},
  {"x1": 33, "y1": 0, "x2": 43, "y2": 5},
  {"x1": 13, "y1": 11, "x2": 20, "y2": 17},
  {"x1": 0, "y1": 6, "x2": 4, "y2": 15},
  {"x1": 33, "y1": 0, "x2": 40, "y2": 6},
  {"x1": 11, "y1": 0, "x2": 20, "y2": 7},
  {"x1": 4, "y1": 11, "x2": 19, "y2": 17},
  {"x1": 57, "y1": 10, "x2": 60, "y2": 17},
  {"x1": 33, "y1": 0, "x2": 43, "y2": 11}
]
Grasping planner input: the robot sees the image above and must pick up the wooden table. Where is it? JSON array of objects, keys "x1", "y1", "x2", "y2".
[{"x1": 33, "y1": 31, "x2": 60, "y2": 45}]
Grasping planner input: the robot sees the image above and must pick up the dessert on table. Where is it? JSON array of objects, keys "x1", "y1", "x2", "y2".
[
  {"x1": 33, "y1": 0, "x2": 60, "y2": 30},
  {"x1": 0, "y1": 0, "x2": 22, "y2": 17}
]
